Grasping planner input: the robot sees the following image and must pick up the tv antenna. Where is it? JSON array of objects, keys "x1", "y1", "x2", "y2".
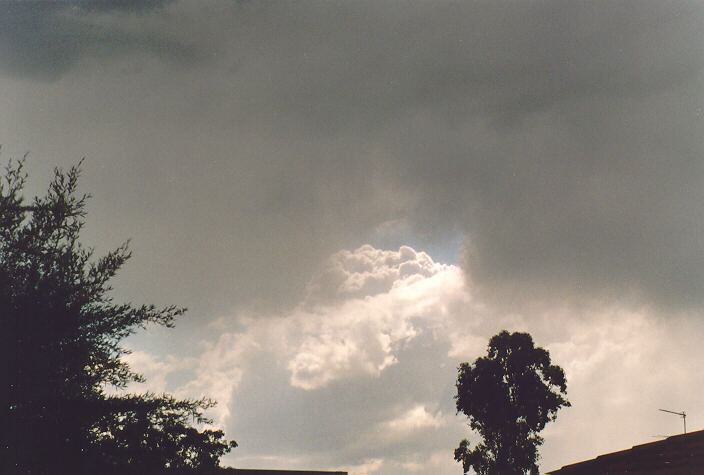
[{"x1": 659, "y1": 408, "x2": 686, "y2": 434}]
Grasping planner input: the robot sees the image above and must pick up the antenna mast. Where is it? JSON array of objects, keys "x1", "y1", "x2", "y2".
[{"x1": 659, "y1": 408, "x2": 686, "y2": 434}]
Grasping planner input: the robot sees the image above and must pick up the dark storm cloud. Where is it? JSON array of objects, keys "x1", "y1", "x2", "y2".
[
  {"x1": 4, "y1": 0, "x2": 704, "y2": 317},
  {"x1": 0, "y1": 0, "x2": 193, "y2": 79},
  {"x1": 213, "y1": 1, "x2": 702, "y2": 132},
  {"x1": 211, "y1": 0, "x2": 704, "y2": 313}
]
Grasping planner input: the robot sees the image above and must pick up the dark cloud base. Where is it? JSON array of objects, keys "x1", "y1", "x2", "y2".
[{"x1": 3, "y1": 0, "x2": 703, "y2": 318}]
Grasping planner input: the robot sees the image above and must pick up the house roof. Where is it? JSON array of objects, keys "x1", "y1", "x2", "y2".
[
  {"x1": 547, "y1": 429, "x2": 704, "y2": 474},
  {"x1": 222, "y1": 470, "x2": 347, "y2": 475}
]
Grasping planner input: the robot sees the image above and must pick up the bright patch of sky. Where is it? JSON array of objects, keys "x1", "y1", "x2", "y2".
[{"x1": 121, "y1": 244, "x2": 704, "y2": 473}]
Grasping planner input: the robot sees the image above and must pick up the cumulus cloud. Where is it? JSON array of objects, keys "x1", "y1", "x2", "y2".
[
  {"x1": 382, "y1": 404, "x2": 444, "y2": 433},
  {"x1": 177, "y1": 245, "x2": 467, "y2": 398},
  {"x1": 342, "y1": 458, "x2": 384, "y2": 475},
  {"x1": 175, "y1": 332, "x2": 255, "y2": 425},
  {"x1": 120, "y1": 244, "x2": 704, "y2": 473},
  {"x1": 116, "y1": 349, "x2": 195, "y2": 395},
  {"x1": 288, "y1": 245, "x2": 469, "y2": 389},
  {"x1": 118, "y1": 245, "x2": 469, "y2": 471},
  {"x1": 118, "y1": 334, "x2": 254, "y2": 426}
]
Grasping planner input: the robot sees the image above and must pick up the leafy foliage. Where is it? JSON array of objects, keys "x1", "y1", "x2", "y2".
[
  {"x1": 2, "y1": 159, "x2": 236, "y2": 473},
  {"x1": 454, "y1": 331, "x2": 570, "y2": 474}
]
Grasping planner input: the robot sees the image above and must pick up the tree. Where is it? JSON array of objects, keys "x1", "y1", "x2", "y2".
[
  {"x1": 454, "y1": 330, "x2": 570, "y2": 475},
  {"x1": 2, "y1": 158, "x2": 236, "y2": 473}
]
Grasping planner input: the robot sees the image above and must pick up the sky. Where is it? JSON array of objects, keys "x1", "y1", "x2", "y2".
[{"x1": 2, "y1": 1, "x2": 704, "y2": 473}]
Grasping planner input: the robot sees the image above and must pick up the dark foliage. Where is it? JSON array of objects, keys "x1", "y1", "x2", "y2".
[
  {"x1": 454, "y1": 330, "x2": 570, "y2": 474},
  {"x1": 2, "y1": 158, "x2": 236, "y2": 473}
]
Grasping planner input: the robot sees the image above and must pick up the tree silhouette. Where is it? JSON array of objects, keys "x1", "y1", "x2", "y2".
[
  {"x1": 2, "y1": 158, "x2": 236, "y2": 473},
  {"x1": 454, "y1": 330, "x2": 570, "y2": 475}
]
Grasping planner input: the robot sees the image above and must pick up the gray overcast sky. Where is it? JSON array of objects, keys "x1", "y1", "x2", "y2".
[{"x1": 2, "y1": 1, "x2": 704, "y2": 473}]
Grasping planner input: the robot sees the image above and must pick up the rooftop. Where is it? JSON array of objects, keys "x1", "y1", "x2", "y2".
[{"x1": 548, "y1": 429, "x2": 704, "y2": 474}]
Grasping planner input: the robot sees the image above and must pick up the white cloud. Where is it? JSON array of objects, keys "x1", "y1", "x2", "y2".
[
  {"x1": 304, "y1": 245, "x2": 441, "y2": 304},
  {"x1": 119, "y1": 330, "x2": 261, "y2": 427},
  {"x1": 398, "y1": 450, "x2": 459, "y2": 474},
  {"x1": 168, "y1": 245, "x2": 466, "y2": 399},
  {"x1": 175, "y1": 331, "x2": 256, "y2": 426},
  {"x1": 287, "y1": 245, "x2": 469, "y2": 389},
  {"x1": 122, "y1": 244, "x2": 472, "y2": 471},
  {"x1": 343, "y1": 458, "x2": 384, "y2": 475},
  {"x1": 116, "y1": 350, "x2": 196, "y2": 395},
  {"x1": 121, "y1": 242, "x2": 467, "y2": 424},
  {"x1": 382, "y1": 404, "x2": 444, "y2": 433},
  {"x1": 535, "y1": 309, "x2": 704, "y2": 471},
  {"x1": 121, "y1": 244, "x2": 704, "y2": 474}
]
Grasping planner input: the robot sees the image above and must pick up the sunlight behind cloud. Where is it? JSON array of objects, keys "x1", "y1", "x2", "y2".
[
  {"x1": 287, "y1": 245, "x2": 468, "y2": 389},
  {"x1": 120, "y1": 244, "x2": 704, "y2": 473}
]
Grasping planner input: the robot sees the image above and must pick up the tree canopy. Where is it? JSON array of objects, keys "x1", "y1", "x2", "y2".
[
  {"x1": 3, "y1": 159, "x2": 236, "y2": 473},
  {"x1": 454, "y1": 330, "x2": 570, "y2": 475}
]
